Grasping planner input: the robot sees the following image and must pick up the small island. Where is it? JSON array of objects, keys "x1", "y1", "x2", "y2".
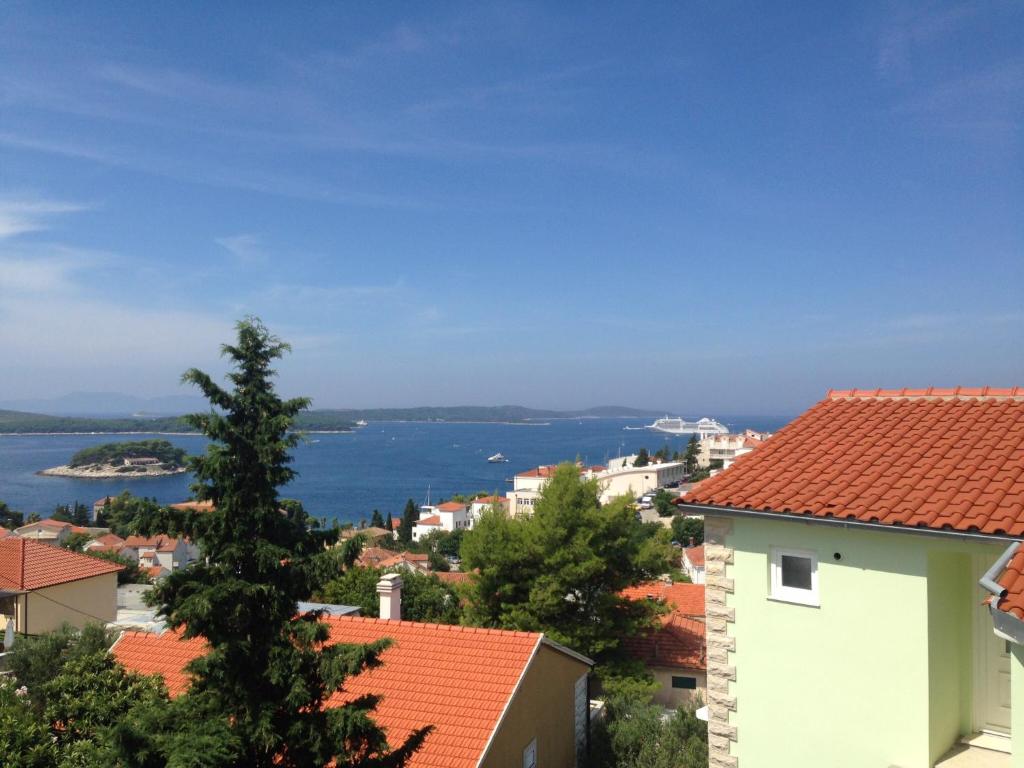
[{"x1": 38, "y1": 439, "x2": 190, "y2": 479}]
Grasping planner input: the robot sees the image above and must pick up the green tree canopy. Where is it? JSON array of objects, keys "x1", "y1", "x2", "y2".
[
  {"x1": 0, "y1": 500, "x2": 24, "y2": 529},
  {"x1": 118, "y1": 318, "x2": 429, "y2": 768},
  {"x1": 461, "y1": 463, "x2": 670, "y2": 661},
  {"x1": 589, "y1": 693, "x2": 708, "y2": 768},
  {"x1": 369, "y1": 509, "x2": 385, "y2": 528},
  {"x1": 671, "y1": 516, "x2": 704, "y2": 546},
  {"x1": 633, "y1": 448, "x2": 650, "y2": 468}
]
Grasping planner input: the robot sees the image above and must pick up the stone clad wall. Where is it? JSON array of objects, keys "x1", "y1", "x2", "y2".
[{"x1": 704, "y1": 515, "x2": 737, "y2": 767}]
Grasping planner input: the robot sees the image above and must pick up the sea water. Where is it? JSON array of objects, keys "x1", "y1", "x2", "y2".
[{"x1": 0, "y1": 416, "x2": 785, "y2": 525}]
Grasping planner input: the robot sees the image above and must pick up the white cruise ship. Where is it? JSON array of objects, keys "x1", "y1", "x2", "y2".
[{"x1": 643, "y1": 416, "x2": 729, "y2": 436}]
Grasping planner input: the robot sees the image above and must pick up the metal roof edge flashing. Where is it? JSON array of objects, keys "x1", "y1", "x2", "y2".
[
  {"x1": 682, "y1": 503, "x2": 1024, "y2": 544},
  {"x1": 990, "y1": 604, "x2": 1024, "y2": 647}
]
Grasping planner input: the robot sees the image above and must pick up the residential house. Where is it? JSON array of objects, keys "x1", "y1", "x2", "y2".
[
  {"x1": 113, "y1": 573, "x2": 593, "y2": 768},
  {"x1": 168, "y1": 500, "x2": 216, "y2": 513},
  {"x1": 378, "y1": 551, "x2": 431, "y2": 574},
  {"x1": 123, "y1": 535, "x2": 197, "y2": 573},
  {"x1": 509, "y1": 460, "x2": 684, "y2": 516},
  {"x1": 697, "y1": 429, "x2": 772, "y2": 471},
  {"x1": 678, "y1": 387, "x2": 1024, "y2": 768},
  {"x1": 84, "y1": 533, "x2": 138, "y2": 562},
  {"x1": 14, "y1": 518, "x2": 74, "y2": 544},
  {"x1": 620, "y1": 581, "x2": 707, "y2": 708},
  {"x1": 0, "y1": 537, "x2": 122, "y2": 634},
  {"x1": 412, "y1": 501, "x2": 469, "y2": 541},
  {"x1": 682, "y1": 545, "x2": 705, "y2": 584},
  {"x1": 597, "y1": 457, "x2": 685, "y2": 502},
  {"x1": 469, "y1": 495, "x2": 509, "y2": 524}
]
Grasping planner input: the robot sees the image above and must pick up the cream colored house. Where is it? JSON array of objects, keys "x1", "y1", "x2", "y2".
[
  {"x1": 697, "y1": 429, "x2": 771, "y2": 470},
  {"x1": 0, "y1": 537, "x2": 122, "y2": 635}
]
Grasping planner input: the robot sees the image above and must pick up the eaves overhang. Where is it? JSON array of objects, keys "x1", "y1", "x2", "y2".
[{"x1": 680, "y1": 502, "x2": 1024, "y2": 546}]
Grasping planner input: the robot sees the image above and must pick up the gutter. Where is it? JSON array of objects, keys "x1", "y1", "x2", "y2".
[
  {"x1": 681, "y1": 502, "x2": 1024, "y2": 545},
  {"x1": 977, "y1": 542, "x2": 1024, "y2": 646}
]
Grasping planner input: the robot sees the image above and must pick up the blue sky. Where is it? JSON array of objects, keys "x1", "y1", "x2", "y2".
[{"x1": 1, "y1": 2, "x2": 1021, "y2": 415}]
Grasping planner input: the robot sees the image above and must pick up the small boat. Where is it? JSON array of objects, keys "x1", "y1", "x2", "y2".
[
  {"x1": 355, "y1": 420, "x2": 368, "y2": 427},
  {"x1": 487, "y1": 453, "x2": 509, "y2": 463}
]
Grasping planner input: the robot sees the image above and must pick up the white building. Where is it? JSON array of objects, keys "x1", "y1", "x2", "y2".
[
  {"x1": 122, "y1": 535, "x2": 198, "y2": 572},
  {"x1": 698, "y1": 429, "x2": 771, "y2": 469},
  {"x1": 681, "y1": 545, "x2": 705, "y2": 584},
  {"x1": 411, "y1": 501, "x2": 470, "y2": 542},
  {"x1": 508, "y1": 459, "x2": 685, "y2": 516},
  {"x1": 468, "y1": 495, "x2": 508, "y2": 525}
]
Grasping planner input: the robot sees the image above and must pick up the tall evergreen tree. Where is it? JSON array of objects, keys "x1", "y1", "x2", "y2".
[
  {"x1": 398, "y1": 499, "x2": 418, "y2": 543},
  {"x1": 120, "y1": 318, "x2": 429, "y2": 768},
  {"x1": 683, "y1": 434, "x2": 700, "y2": 474},
  {"x1": 633, "y1": 447, "x2": 650, "y2": 467},
  {"x1": 384, "y1": 512, "x2": 394, "y2": 532},
  {"x1": 370, "y1": 509, "x2": 384, "y2": 528}
]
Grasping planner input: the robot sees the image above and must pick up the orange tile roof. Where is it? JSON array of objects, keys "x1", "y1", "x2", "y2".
[
  {"x1": 622, "y1": 614, "x2": 706, "y2": 670},
  {"x1": 0, "y1": 537, "x2": 123, "y2": 590},
  {"x1": 682, "y1": 390, "x2": 1024, "y2": 536},
  {"x1": 112, "y1": 616, "x2": 552, "y2": 768},
  {"x1": 169, "y1": 500, "x2": 215, "y2": 512},
  {"x1": 416, "y1": 515, "x2": 441, "y2": 526},
  {"x1": 0, "y1": 527, "x2": 10, "y2": 539},
  {"x1": 124, "y1": 534, "x2": 182, "y2": 552},
  {"x1": 684, "y1": 545, "x2": 705, "y2": 568},
  {"x1": 356, "y1": 546, "x2": 394, "y2": 567},
  {"x1": 470, "y1": 496, "x2": 507, "y2": 506},
  {"x1": 619, "y1": 581, "x2": 705, "y2": 617},
  {"x1": 378, "y1": 552, "x2": 430, "y2": 570},
  {"x1": 434, "y1": 571, "x2": 472, "y2": 584},
  {"x1": 436, "y1": 502, "x2": 466, "y2": 512}
]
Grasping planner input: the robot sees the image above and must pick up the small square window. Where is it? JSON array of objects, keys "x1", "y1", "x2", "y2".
[
  {"x1": 770, "y1": 547, "x2": 819, "y2": 606},
  {"x1": 671, "y1": 675, "x2": 697, "y2": 689}
]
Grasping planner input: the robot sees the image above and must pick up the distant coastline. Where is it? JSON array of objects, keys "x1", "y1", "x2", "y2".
[{"x1": 0, "y1": 404, "x2": 661, "y2": 435}]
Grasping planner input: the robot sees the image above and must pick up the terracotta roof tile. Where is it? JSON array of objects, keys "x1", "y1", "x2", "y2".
[
  {"x1": 0, "y1": 537, "x2": 123, "y2": 590},
  {"x1": 621, "y1": 615, "x2": 706, "y2": 670},
  {"x1": 0, "y1": 527, "x2": 10, "y2": 539},
  {"x1": 112, "y1": 616, "x2": 546, "y2": 768},
  {"x1": 683, "y1": 545, "x2": 705, "y2": 568},
  {"x1": 620, "y1": 581, "x2": 705, "y2": 617},
  {"x1": 416, "y1": 515, "x2": 441, "y2": 526},
  {"x1": 436, "y1": 502, "x2": 466, "y2": 512},
  {"x1": 994, "y1": 548, "x2": 1024, "y2": 619},
  {"x1": 682, "y1": 390, "x2": 1024, "y2": 536}
]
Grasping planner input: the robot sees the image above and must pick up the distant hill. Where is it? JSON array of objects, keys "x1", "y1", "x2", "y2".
[
  {"x1": 0, "y1": 404, "x2": 663, "y2": 434},
  {"x1": 0, "y1": 391, "x2": 207, "y2": 417}
]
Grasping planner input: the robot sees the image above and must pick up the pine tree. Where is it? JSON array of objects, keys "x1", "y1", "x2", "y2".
[
  {"x1": 119, "y1": 318, "x2": 429, "y2": 767},
  {"x1": 370, "y1": 509, "x2": 385, "y2": 529},
  {"x1": 385, "y1": 512, "x2": 394, "y2": 532},
  {"x1": 683, "y1": 434, "x2": 700, "y2": 474},
  {"x1": 634, "y1": 447, "x2": 650, "y2": 467},
  {"x1": 398, "y1": 499, "x2": 418, "y2": 543}
]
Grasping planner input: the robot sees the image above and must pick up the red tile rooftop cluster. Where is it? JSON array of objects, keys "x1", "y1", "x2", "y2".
[{"x1": 682, "y1": 389, "x2": 1024, "y2": 537}]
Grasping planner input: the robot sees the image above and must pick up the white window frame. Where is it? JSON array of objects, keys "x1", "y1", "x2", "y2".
[{"x1": 769, "y1": 546, "x2": 819, "y2": 606}]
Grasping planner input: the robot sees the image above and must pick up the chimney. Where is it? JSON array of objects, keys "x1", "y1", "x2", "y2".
[
  {"x1": 377, "y1": 573, "x2": 403, "y2": 621},
  {"x1": 688, "y1": 536, "x2": 695, "y2": 548}
]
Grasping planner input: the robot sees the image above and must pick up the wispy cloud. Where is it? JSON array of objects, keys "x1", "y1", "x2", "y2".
[
  {"x1": 876, "y1": 4, "x2": 980, "y2": 82},
  {"x1": 0, "y1": 198, "x2": 90, "y2": 239},
  {"x1": 215, "y1": 233, "x2": 266, "y2": 264}
]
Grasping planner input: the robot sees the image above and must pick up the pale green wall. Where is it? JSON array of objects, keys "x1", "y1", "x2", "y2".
[
  {"x1": 926, "y1": 551, "x2": 972, "y2": 764},
  {"x1": 1013, "y1": 645, "x2": 1024, "y2": 768},
  {"x1": 725, "y1": 515, "x2": 1004, "y2": 768}
]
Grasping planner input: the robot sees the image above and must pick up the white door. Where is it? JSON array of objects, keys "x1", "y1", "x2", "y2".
[{"x1": 975, "y1": 559, "x2": 1012, "y2": 735}]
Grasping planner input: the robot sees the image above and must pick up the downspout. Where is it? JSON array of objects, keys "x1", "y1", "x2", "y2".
[
  {"x1": 979, "y1": 541, "x2": 1019, "y2": 598},
  {"x1": 980, "y1": 542, "x2": 1024, "y2": 646}
]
